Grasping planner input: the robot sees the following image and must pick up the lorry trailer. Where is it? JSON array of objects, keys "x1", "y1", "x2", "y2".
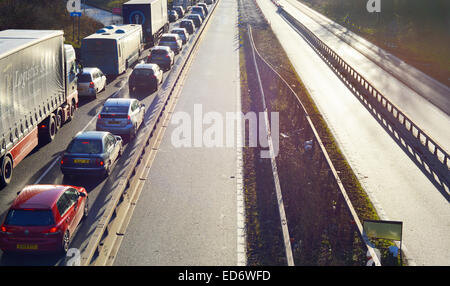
[{"x1": 0, "y1": 29, "x2": 79, "y2": 186}]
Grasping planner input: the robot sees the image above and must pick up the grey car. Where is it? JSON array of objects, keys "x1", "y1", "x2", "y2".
[
  {"x1": 147, "y1": 46, "x2": 175, "y2": 71},
  {"x1": 96, "y1": 98, "x2": 146, "y2": 139},
  {"x1": 159, "y1": 33, "x2": 183, "y2": 54},
  {"x1": 60, "y1": 131, "x2": 123, "y2": 177}
]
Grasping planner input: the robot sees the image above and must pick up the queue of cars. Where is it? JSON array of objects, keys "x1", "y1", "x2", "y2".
[{"x1": 0, "y1": 0, "x2": 213, "y2": 255}]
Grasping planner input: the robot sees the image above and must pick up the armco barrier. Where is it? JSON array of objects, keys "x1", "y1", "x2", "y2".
[{"x1": 276, "y1": 4, "x2": 449, "y2": 191}]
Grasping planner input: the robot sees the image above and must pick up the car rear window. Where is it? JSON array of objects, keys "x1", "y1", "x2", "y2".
[
  {"x1": 160, "y1": 36, "x2": 176, "y2": 42},
  {"x1": 78, "y1": 73, "x2": 93, "y2": 82},
  {"x1": 151, "y1": 49, "x2": 168, "y2": 56},
  {"x1": 101, "y1": 105, "x2": 129, "y2": 113},
  {"x1": 5, "y1": 209, "x2": 54, "y2": 226},
  {"x1": 67, "y1": 139, "x2": 103, "y2": 154},
  {"x1": 192, "y1": 7, "x2": 203, "y2": 13},
  {"x1": 132, "y1": 69, "x2": 154, "y2": 77}
]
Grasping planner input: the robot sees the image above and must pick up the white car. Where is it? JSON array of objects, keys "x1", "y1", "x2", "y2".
[{"x1": 77, "y1": 67, "x2": 107, "y2": 98}]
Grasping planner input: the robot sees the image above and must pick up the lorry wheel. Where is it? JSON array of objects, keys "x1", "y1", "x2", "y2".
[
  {"x1": 48, "y1": 115, "x2": 57, "y2": 142},
  {"x1": 56, "y1": 111, "x2": 62, "y2": 130},
  {"x1": 0, "y1": 156, "x2": 13, "y2": 187}
]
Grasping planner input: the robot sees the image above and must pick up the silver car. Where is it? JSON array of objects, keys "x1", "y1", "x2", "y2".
[
  {"x1": 96, "y1": 98, "x2": 146, "y2": 140},
  {"x1": 77, "y1": 67, "x2": 107, "y2": 98},
  {"x1": 159, "y1": 33, "x2": 183, "y2": 54}
]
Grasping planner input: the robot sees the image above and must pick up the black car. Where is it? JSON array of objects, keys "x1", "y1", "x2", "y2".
[
  {"x1": 129, "y1": 63, "x2": 164, "y2": 93},
  {"x1": 169, "y1": 10, "x2": 179, "y2": 22},
  {"x1": 180, "y1": 19, "x2": 195, "y2": 34},
  {"x1": 186, "y1": 14, "x2": 202, "y2": 28}
]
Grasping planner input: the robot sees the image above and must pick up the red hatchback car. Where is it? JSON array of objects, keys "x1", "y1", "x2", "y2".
[{"x1": 0, "y1": 185, "x2": 88, "y2": 254}]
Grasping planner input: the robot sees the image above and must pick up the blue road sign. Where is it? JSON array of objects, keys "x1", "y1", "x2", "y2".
[{"x1": 70, "y1": 12, "x2": 82, "y2": 17}]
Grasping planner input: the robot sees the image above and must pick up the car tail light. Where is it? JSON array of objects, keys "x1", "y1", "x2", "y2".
[
  {"x1": 0, "y1": 225, "x2": 12, "y2": 235},
  {"x1": 89, "y1": 81, "x2": 95, "y2": 88},
  {"x1": 42, "y1": 226, "x2": 60, "y2": 235},
  {"x1": 60, "y1": 157, "x2": 66, "y2": 165},
  {"x1": 95, "y1": 158, "x2": 104, "y2": 166},
  {"x1": 98, "y1": 114, "x2": 102, "y2": 119},
  {"x1": 127, "y1": 115, "x2": 132, "y2": 125}
]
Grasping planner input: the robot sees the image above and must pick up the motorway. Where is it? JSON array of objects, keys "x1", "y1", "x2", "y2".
[
  {"x1": 1, "y1": 0, "x2": 448, "y2": 266},
  {"x1": 0, "y1": 1, "x2": 222, "y2": 266},
  {"x1": 113, "y1": 0, "x2": 242, "y2": 265},
  {"x1": 256, "y1": 0, "x2": 450, "y2": 265}
]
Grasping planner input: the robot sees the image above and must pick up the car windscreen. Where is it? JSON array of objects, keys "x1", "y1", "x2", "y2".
[
  {"x1": 78, "y1": 73, "x2": 93, "y2": 82},
  {"x1": 132, "y1": 69, "x2": 154, "y2": 76},
  {"x1": 5, "y1": 209, "x2": 55, "y2": 226},
  {"x1": 67, "y1": 139, "x2": 103, "y2": 154}
]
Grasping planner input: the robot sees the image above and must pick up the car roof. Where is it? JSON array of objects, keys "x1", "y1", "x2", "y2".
[
  {"x1": 81, "y1": 67, "x2": 99, "y2": 74},
  {"x1": 152, "y1": 46, "x2": 171, "y2": 51},
  {"x1": 161, "y1": 33, "x2": 179, "y2": 38},
  {"x1": 11, "y1": 185, "x2": 71, "y2": 210},
  {"x1": 134, "y1": 63, "x2": 158, "y2": 70},
  {"x1": 104, "y1": 98, "x2": 134, "y2": 107},
  {"x1": 74, "y1": 131, "x2": 108, "y2": 141}
]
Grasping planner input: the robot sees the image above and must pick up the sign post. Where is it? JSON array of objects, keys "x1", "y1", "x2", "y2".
[
  {"x1": 67, "y1": 0, "x2": 83, "y2": 43},
  {"x1": 363, "y1": 219, "x2": 403, "y2": 264}
]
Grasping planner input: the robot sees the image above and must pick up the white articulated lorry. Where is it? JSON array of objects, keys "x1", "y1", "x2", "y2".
[{"x1": 0, "y1": 29, "x2": 79, "y2": 186}]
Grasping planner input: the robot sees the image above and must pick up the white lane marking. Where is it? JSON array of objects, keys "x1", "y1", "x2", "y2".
[{"x1": 236, "y1": 30, "x2": 246, "y2": 266}]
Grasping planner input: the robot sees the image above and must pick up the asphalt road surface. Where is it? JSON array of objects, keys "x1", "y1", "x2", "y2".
[{"x1": 113, "y1": 0, "x2": 243, "y2": 266}]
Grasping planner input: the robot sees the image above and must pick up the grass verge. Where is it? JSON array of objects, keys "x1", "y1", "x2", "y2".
[{"x1": 239, "y1": 0, "x2": 402, "y2": 265}]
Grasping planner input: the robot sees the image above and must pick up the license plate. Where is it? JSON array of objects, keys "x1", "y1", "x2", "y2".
[
  {"x1": 109, "y1": 121, "x2": 120, "y2": 124},
  {"x1": 155, "y1": 56, "x2": 163, "y2": 60},
  {"x1": 17, "y1": 244, "x2": 38, "y2": 250},
  {"x1": 74, "y1": 159, "x2": 90, "y2": 164}
]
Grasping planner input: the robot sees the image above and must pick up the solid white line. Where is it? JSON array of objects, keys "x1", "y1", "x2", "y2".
[{"x1": 236, "y1": 31, "x2": 247, "y2": 266}]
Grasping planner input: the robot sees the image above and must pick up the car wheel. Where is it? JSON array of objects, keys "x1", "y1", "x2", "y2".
[{"x1": 61, "y1": 230, "x2": 70, "y2": 254}]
